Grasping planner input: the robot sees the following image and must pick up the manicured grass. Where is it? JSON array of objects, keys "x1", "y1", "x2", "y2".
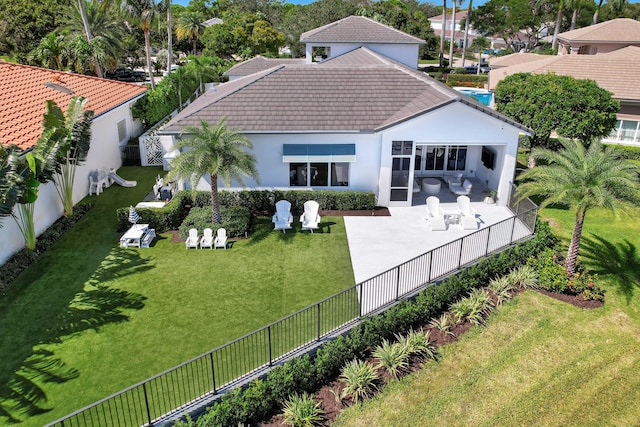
[
  {"x1": 0, "y1": 167, "x2": 355, "y2": 426},
  {"x1": 334, "y1": 204, "x2": 640, "y2": 426}
]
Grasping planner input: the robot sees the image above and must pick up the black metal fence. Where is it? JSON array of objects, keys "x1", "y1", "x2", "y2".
[{"x1": 46, "y1": 201, "x2": 537, "y2": 427}]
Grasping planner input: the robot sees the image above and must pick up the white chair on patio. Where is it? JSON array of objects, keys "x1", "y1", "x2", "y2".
[
  {"x1": 185, "y1": 228, "x2": 199, "y2": 250},
  {"x1": 426, "y1": 196, "x2": 447, "y2": 231},
  {"x1": 457, "y1": 195, "x2": 478, "y2": 230},
  {"x1": 300, "y1": 200, "x2": 321, "y2": 233},
  {"x1": 446, "y1": 171, "x2": 464, "y2": 189},
  {"x1": 200, "y1": 228, "x2": 214, "y2": 249},
  {"x1": 214, "y1": 228, "x2": 227, "y2": 249},
  {"x1": 272, "y1": 200, "x2": 293, "y2": 233},
  {"x1": 450, "y1": 178, "x2": 473, "y2": 196}
]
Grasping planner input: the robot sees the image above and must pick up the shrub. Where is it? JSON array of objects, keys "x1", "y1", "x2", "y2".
[
  {"x1": 178, "y1": 206, "x2": 251, "y2": 239},
  {"x1": 489, "y1": 275, "x2": 515, "y2": 306},
  {"x1": 429, "y1": 313, "x2": 456, "y2": 337},
  {"x1": 373, "y1": 339, "x2": 410, "y2": 380},
  {"x1": 449, "y1": 288, "x2": 492, "y2": 326},
  {"x1": 281, "y1": 392, "x2": 324, "y2": 427},
  {"x1": 396, "y1": 328, "x2": 436, "y2": 360},
  {"x1": 340, "y1": 359, "x2": 379, "y2": 403},
  {"x1": 508, "y1": 264, "x2": 539, "y2": 289},
  {"x1": 527, "y1": 248, "x2": 568, "y2": 293}
]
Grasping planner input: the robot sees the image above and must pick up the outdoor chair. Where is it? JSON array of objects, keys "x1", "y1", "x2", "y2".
[
  {"x1": 185, "y1": 228, "x2": 199, "y2": 250},
  {"x1": 457, "y1": 195, "x2": 478, "y2": 230},
  {"x1": 450, "y1": 178, "x2": 472, "y2": 196},
  {"x1": 300, "y1": 200, "x2": 321, "y2": 233},
  {"x1": 446, "y1": 171, "x2": 464, "y2": 189},
  {"x1": 214, "y1": 228, "x2": 228, "y2": 249},
  {"x1": 200, "y1": 228, "x2": 214, "y2": 249},
  {"x1": 426, "y1": 196, "x2": 447, "y2": 231},
  {"x1": 88, "y1": 171, "x2": 109, "y2": 195},
  {"x1": 272, "y1": 200, "x2": 293, "y2": 233}
]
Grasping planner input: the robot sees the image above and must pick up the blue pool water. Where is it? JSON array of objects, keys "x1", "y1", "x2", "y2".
[{"x1": 456, "y1": 88, "x2": 493, "y2": 106}]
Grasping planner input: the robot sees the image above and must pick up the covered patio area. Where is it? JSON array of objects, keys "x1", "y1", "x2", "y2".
[{"x1": 345, "y1": 177, "x2": 522, "y2": 283}]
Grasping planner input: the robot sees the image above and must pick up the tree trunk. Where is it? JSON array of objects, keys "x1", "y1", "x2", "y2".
[
  {"x1": 167, "y1": 0, "x2": 173, "y2": 76},
  {"x1": 193, "y1": 38, "x2": 197, "y2": 56},
  {"x1": 570, "y1": 8, "x2": 578, "y2": 31},
  {"x1": 210, "y1": 174, "x2": 222, "y2": 224},
  {"x1": 592, "y1": 0, "x2": 604, "y2": 25},
  {"x1": 565, "y1": 208, "x2": 586, "y2": 276},
  {"x1": 449, "y1": 1, "x2": 456, "y2": 68},
  {"x1": 551, "y1": 6, "x2": 562, "y2": 50},
  {"x1": 78, "y1": 0, "x2": 103, "y2": 78},
  {"x1": 461, "y1": 0, "x2": 472, "y2": 68},
  {"x1": 439, "y1": 1, "x2": 447, "y2": 67},
  {"x1": 144, "y1": 30, "x2": 156, "y2": 90}
]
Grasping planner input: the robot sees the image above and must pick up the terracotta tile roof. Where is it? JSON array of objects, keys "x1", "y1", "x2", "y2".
[
  {"x1": 224, "y1": 56, "x2": 306, "y2": 78},
  {"x1": 557, "y1": 18, "x2": 640, "y2": 43},
  {"x1": 162, "y1": 48, "x2": 529, "y2": 135},
  {"x1": 488, "y1": 51, "x2": 640, "y2": 101},
  {"x1": 0, "y1": 61, "x2": 147, "y2": 150},
  {"x1": 300, "y1": 16, "x2": 425, "y2": 45}
]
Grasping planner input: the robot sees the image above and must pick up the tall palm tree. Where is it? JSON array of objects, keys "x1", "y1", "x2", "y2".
[
  {"x1": 593, "y1": 0, "x2": 627, "y2": 24},
  {"x1": 168, "y1": 119, "x2": 259, "y2": 224},
  {"x1": 123, "y1": 0, "x2": 159, "y2": 89},
  {"x1": 176, "y1": 10, "x2": 205, "y2": 55},
  {"x1": 77, "y1": 0, "x2": 102, "y2": 77},
  {"x1": 461, "y1": 0, "x2": 473, "y2": 68},
  {"x1": 516, "y1": 138, "x2": 640, "y2": 276},
  {"x1": 165, "y1": 0, "x2": 173, "y2": 76},
  {"x1": 449, "y1": 0, "x2": 459, "y2": 67},
  {"x1": 439, "y1": 0, "x2": 447, "y2": 67}
]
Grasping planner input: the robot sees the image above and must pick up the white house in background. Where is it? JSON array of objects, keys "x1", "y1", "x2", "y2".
[
  {"x1": 0, "y1": 61, "x2": 147, "y2": 264},
  {"x1": 158, "y1": 16, "x2": 529, "y2": 208},
  {"x1": 429, "y1": 10, "x2": 480, "y2": 49}
]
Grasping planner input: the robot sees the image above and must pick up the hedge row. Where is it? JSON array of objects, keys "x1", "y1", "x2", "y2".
[
  {"x1": 178, "y1": 206, "x2": 252, "y2": 240},
  {"x1": 117, "y1": 190, "x2": 376, "y2": 232},
  {"x1": 446, "y1": 74, "x2": 488, "y2": 87},
  {"x1": 0, "y1": 204, "x2": 93, "y2": 295},
  {"x1": 175, "y1": 220, "x2": 557, "y2": 427},
  {"x1": 609, "y1": 144, "x2": 640, "y2": 161}
]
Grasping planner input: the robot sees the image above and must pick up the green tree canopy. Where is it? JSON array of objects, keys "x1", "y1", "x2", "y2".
[{"x1": 495, "y1": 73, "x2": 619, "y2": 149}]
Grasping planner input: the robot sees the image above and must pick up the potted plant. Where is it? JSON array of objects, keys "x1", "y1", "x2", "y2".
[{"x1": 483, "y1": 189, "x2": 497, "y2": 204}]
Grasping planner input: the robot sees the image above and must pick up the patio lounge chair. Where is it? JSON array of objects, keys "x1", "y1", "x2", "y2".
[
  {"x1": 426, "y1": 196, "x2": 447, "y2": 231},
  {"x1": 300, "y1": 200, "x2": 321, "y2": 233},
  {"x1": 456, "y1": 195, "x2": 478, "y2": 230},
  {"x1": 450, "y1": 178, "x2": 473, "y2": 196},
  {"x1": 200, "y1": 228, "x2": 214, "y2": 249},
  {"x1": 214, "y1": 228, "x2": 227, "y2": 249},
  {"x1": 446, "y1": 171, "x2": 464, "y2": 189},
  {"x1": 185, "y1": 228, "x2": 199, "y2": 250},
  {"x1": 272, "y1": 200, "x2": 293, "y2": 233}
]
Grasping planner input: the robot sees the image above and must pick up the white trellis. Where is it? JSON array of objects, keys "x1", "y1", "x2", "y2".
[{"x1": 140, "y1": 134, "x2": 163, "y2": 166}]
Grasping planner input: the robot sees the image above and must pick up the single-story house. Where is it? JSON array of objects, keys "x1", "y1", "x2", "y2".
[
  {"x1": 158, "y1": 16, "x2": 529, "y2": 208},
  {"x1": 0, "y1": 61, "x2": 147, "y2": 263}
]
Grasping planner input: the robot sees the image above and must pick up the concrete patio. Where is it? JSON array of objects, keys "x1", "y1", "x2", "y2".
[{"x1": 345, "y1": 177, "x2": 517, "y2": 283}]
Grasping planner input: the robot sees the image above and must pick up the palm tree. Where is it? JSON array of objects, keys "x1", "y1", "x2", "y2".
[
  {"x1": 42, "y1": 97, "x2": 94, "y2": 216},
  {"x1": 176, "y1": 10, "x2": 205, "y2": 55},
  {"x1": 29, "y1": 32, "x2": 66, "y2": 70},
  {"x1": 593, "y1": 0, "x2": 627, "y2": 24},
  {"x1": 516, "y1": 138, "x2": 640, "y2": 276},
  {"x1": 77, "y1": 0, "x2": 102, "y2": 77},
  {"x1": 449, "y1": 0, "x2": 460, "y2": 68},
  {"x1": 167, "y1": 119, "x2": 259, "y2": 224},
  {"x1": 439, "y1": 0, "x2": 447, "y2": 67},
  {"x1": 165, "y1": 0, "x2": 173, "y2": 76},
  {"x1": 123, "y1": 0, "x2": 159, "y2": 89},
  {"x1": 461, "y1": 0, "x2": 473, "y2": 68}
]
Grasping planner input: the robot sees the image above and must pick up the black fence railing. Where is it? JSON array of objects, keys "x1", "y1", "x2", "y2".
[{"x1": 46, "y1": 201, "x2": 537, "y2": 427}]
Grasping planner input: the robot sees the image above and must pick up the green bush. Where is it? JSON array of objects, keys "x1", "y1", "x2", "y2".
[
  {"x1": 178, "y1": 206, "x2": 251, "y2": 239},
  {"x1": 446, "y1": 73, "x2": 488, "y2": 88},
  {"x1": 0, "y1": 204, "x2": 93, "y2": 295},
  {"x1": 281, "y1": 392, "x2": 325, "y2": 427},
  {"x1": 527, "y1": 248, "x2": 568, "y2": 293},
  {"x1": 608, "y1": 144, "x2": 640, "y2": 161}
]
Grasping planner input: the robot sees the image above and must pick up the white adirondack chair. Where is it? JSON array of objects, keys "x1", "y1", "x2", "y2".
[
  {"x1": 300, "y1": 200, "x2": 321, "y2": 233},
  {"x1": 457, "y1": 195, "x2": 478, "y2": 230},
  {"x1": 200, "y1": 228, "x2": 214, "y2": 249},
  {"x1": 272, "y1": 200, "x2": 293, "y2": 233},
  {"x1": 426, "y1": 196, "x2": 447, "y2": 231},
  {"x1": 214, "y1": 228, "x2": 228, "y2": 249},
  {"x1": 185, "y1": 228, "x2": 199, "y2": 249}
]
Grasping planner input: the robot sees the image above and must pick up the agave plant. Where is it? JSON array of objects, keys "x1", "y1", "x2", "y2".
[
  {"x1": 509, "y1": 264, "x2": 539, "y2": 289},
  {"x1": 373, "y1": 339, "x2": 410, "y2": 380},
  {"x1": 396, "y1": 328, "x2": 436, "y2": 360},
  {"x1": 340, "y1": 359, "x2": 379, "y2": 403},
  {"x1": 281, "y1": 392, "x2": 325, "y2": 427},
  {"x1": 429, "y1": 313, "x2": 456, "y2": 337}
]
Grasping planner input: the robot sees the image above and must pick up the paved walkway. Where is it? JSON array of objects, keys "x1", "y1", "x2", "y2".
[{"x1": 344, "y1": 178, "x2": 515, "y2": 283}]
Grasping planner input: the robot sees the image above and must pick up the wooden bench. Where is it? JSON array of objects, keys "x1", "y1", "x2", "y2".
[{"x1": 141, "y1": 229, "x2": 156, "y2": 248}]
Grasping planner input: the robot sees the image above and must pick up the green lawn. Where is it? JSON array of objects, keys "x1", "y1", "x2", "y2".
[
  {"x1": 0, "y1": 166, "x2": 355, "y2": 426},
  {"x1": 334, "y1": 205, "x2": 640, "y2": 426}
]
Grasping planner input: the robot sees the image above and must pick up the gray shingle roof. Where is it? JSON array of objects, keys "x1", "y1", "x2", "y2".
[
  {"x1": 224, "y1": 56, "x2": 306, "y2": 77},
  {"x1": 161, "y1": 48, "x2": 529, "y2": 135},
  {"x1": 300, "y1": 16, "x2": 425, "y2": 44},
  {"x1": 557, "y1": 18, "x2": 640, "y2": 43}
]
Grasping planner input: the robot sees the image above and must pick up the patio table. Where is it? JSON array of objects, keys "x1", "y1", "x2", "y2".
[
  {"x1": 422, "y1": 178, "x2": 442, "y2": 195},
  {"x1": 120, "y1": 224, "x2": 149, "y2": 248}
]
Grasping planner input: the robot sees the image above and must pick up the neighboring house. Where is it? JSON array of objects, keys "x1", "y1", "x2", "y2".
[
  {"x1": 158, "y1": 16, "x2": 529, "y2": 208},
  {"x1": 299, "y1": 16, "x2": 425, "y2": 68},
  {"x1": 489, "y1": 22, "x2": 640, "y2": 146},
  {"x1": 0, "y1": 61, "x2": 147, "y2": 263},
  {"x1": 429, "y1": 10, "x2": 479, "y2": 49},
  {"x1": 202, "y1": 17, "x2": 223, "y2": 27},
  {"x1": 224, "y1": 56, "x2": 306, "y2": 81},
  {"x1": 557, "y1": 18, "x2": 640, "y2": 55}
]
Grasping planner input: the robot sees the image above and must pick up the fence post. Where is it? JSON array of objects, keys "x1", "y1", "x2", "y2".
[
  {"x1": 209, "y1": 352, "x2": 217, "y2": 394},
  {"x1": 358, "y1": 284, "x2": 363, "y2": 318},
  {"x1": 316, "y1": 303, "x2": 321, "y2": 341},
  {"x1": 485, "y1": 226, "x2": 492, "y2": 255},
  {"x1": 142, "y1": 383, "x2": 153, "y2": 427},
  {"x1": 395, "y1": 266, "x2": 401, "y2": 301},
  {"x1": 457, "y1": 237, "x2": 464, "y2": 268},
  {"x1": 267, "y1": 326, "x2": 273, "y2": 366}
]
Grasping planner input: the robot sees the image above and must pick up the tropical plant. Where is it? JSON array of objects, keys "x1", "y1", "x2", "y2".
[
  {"x1": 429, "y1": 312, "x2": 456, "y2": 336},
  {"x1": 281, "y1": 392, "x2": 324, "y2": 427},
  {"x1": 508, "y1": 264, "x2": 539, "y2": 289},
  {"x1": 439, "y1": 0, "x2": 447, "y2": 67},
  {"x1": 460, "y1": 0, "x2": 473, "y2": 68},
  {"x1": 123, "y1": 0, "x2": 160, "y2": 89},
  {"x1": 516, "y1": 138, "x2": 640, "y2": 275},
  {"x1": 28, "y1": 32, "x2": 67, "y2": 70},
  {"x1": 0, "y1": 145, "x2": 24, "y2": 228},
  {"x1": 373, "y1": 339, "x2": 410, "y2": 380},
  {"x1": 42, "y1": 97, "x2": 94, "y2": 216},
  {"x1": 593, "y1": 0, "x2": 627, "y2": 24},
  {"x1": 167, "y1": 118, "x2": 259, "y2": 224},
  {"x1": 340, "y1": 359, "x2": 379, "y2": 403},
  {"x1": 450, "y1": 288, "x2": 492, "y2": 326},
  {"x1": 396, "y1": 328, "x2": 436, "y2": 360},
  {"x1": 489, "y1": 275, "x2": 515, "y2": 306},
  {"x1": 176, "y1": 10, "x2": 205, "y2": 55}
]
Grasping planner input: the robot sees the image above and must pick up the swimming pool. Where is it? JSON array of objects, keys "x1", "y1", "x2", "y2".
[{"x1": 454, "y1": 88, "x2": 493, "y2": 106}]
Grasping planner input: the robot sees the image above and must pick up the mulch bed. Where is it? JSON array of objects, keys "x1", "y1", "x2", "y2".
[{"x1": 259, "y1": 285, "x2": 603, "y2": 426}]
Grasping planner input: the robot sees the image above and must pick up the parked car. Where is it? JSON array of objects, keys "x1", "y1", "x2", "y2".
[
  {"x1": 464, "y1": 65, "x2": 491, "y2": 74},
  {"x1": 163, "y1": 64, "x2": 181, "y2": 77},
  {"x1": 105, "y1": 68, "x2": 147, "y2": 82}
]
